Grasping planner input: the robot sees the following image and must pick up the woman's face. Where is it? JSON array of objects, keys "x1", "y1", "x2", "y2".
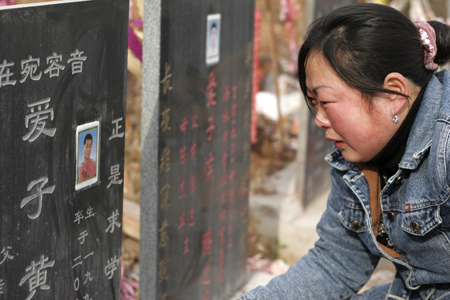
[{"x1": 305, "y1": 52, "x2": 396, "y2": 163}]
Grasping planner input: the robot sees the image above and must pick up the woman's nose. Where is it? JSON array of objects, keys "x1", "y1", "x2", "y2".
[{"x1": 314, "y1": 108, "x2": 330, "y2": 128}]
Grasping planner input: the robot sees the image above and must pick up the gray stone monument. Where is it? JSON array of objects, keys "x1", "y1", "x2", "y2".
[
  {"x1": 141, "y1": 0, "x2": 255, "y2": 299},
  {"x1": 0, "y1": 0, "x2": 129, "y2": 299}
]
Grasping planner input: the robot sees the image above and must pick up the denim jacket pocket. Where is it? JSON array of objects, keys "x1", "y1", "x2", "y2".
[
  {"x1": 401, "y1": 204, "x2": 442, "y2": 236},
  {"x1": 338, "y1": 197, "x2": 368, "y2": 233}
]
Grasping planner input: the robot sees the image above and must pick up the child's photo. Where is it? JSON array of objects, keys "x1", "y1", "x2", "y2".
[{"x1": 76, "y1": 121, "x2": 100, "y2": 190}]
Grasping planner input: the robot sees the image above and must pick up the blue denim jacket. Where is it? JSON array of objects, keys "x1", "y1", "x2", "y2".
[{"x1": 241, "y1": 71, "x2": 450, "y2": 300}]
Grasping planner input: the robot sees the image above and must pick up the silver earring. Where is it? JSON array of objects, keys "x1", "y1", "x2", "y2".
[{"x1": 392, "y1": 108, "x2": 399, "y2": 123}]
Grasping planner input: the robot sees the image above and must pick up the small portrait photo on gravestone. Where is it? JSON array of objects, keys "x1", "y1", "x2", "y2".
[
  {"x1": 206, "y1": 14, "x2": 221, "y2": 65},
  {"x1": 76, "y1": 121, "x2": 100, "y2": 190}
]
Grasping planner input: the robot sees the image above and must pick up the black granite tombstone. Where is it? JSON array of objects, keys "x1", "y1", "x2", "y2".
[
  {"x1": 142, "y1": 1, "x2": 254, "y2": 299},
  {"x1": 0, "y1": 1, "x2": 128, "y2": 299}
]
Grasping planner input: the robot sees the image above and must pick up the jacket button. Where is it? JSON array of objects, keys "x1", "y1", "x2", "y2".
[
  {"x1": 387, "y1": 211, "x2": 395, "y2": 222},
  {"x1": 410, "y1": 221, "x2": 420, "y2": 233},
  {"x1": 351, "y1": 221, "x2": 362, "y2": 231}
]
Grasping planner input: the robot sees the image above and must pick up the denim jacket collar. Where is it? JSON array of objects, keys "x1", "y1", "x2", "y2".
[{"x1": 326, "y1": 72, "x2": 448, "y2": 172}]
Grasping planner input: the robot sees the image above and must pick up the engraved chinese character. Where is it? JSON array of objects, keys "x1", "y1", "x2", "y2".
[
  {"x1": 222, "y1": 130, "x2": 228, "y2": 145},
  {"x1": 159, "y1": 147, "x2": 171, "y2": 173},
  {"x1": 219, "y1": 247, "x2": 225, "y2": 267},
  {"x1": 85, "y1": 206, "x2": 95, "y2": 219},
  {"x1": 189, "y1": 208, "x2": 195, "y2": 226},
  {"x1": 220, "y1": 209, "x2": 227, "y2": 221},
  {"x1": 201, "y1": 264, "x2": 211, "y2": 285},
  {"x1": 109, "y1": 117, "x2": 125, "y2": 140},
  {"x1": 183, "y1": 237, "x2": 189, "y2": 255},
  {"x1": 191, "y1": 115, "x2": 199, "y2": 129},
  {"x1": 179, "y1": 146, "x2": 187, "y2": 164},
  {"x1": 160, "y1": 108, "x2": 172, "y2": 132},
  {"x1": 180, "y1": 116, "x2": 188, "y2": 134},
  {"x1": 219, "y1": 225, "x2": 226, "y2": 244},
  {"x1": 231, "y1": 128, "x2": 237, "y2": 139},
  {"x1": 158, "y1": 257, "x2": 169, "y2": 283},
  {"x1": 189, "y1": 175, "x2": 196, "y2": 194},
  {"x1": 179, "y1": 178, "x2": 186, "y2": 199},
  {"x1": 83, "y1": 271, "x2": 93, "y2": 284},
  {"x1": 23, "y1": 98, "x2": 56, "y2": 142},
  {"x1": 44, "y1": 52, "x2": 65, "y2": 78},
  {"x1": 82, "y1": 293, "x2": 92, "y2": 300},
  {"x1": 204, "y1": 152, "x2": 215, "y2": 182},
  {"x1": 220, "y1": 173, "x2": 228, "y2": 187},
  {"x1": 203, "y1": 288, "x2": 210, "y2": 300},
  {"x1": 205, "y1": 71, "x2": 217, "y2": 107},
  {"x1": 107, "y1": 164, "x2": 123, "y2": 188},
  {"x1": 221, "y1": 151, "x2": 228, "y2": 170},
  {"x1": 78, "y1": 230, "x2": 88, "y2": 244},
  {"x1": 205, "y1": 116, "x2": 215, "y2": 141},
  {"x1": 222, "y1": 85, "x2": 230, "y2": 102},
  {"x1": 0, "y1": 59, "x2": 17, "y2": 87},
  {"x1": 0, "y1": 279, "x2": 4, "y2": 295},
  {"x1": 159, "y1": 219, "x2": 169, "y2": 248},
  {"x1": 201, "y1": 226, "x2": 213, "y2": 256},
  {"x1": 20, "y1": 56, "x2": 42, "y2": 83},
  {"x1": 74, "y1": 210, "x2": 84, "y2": 224},
  {"x1": 218, "y1": 267, "x2": 224, "y2": 282},
  {"x1": 178, "y1": 211, "x2": 185, "y2": 233},
  {"x1": 189, "y1": 143, "x2": 197, "y2": 161},
  {"x1": 105, "y1": 209, "x2": 121, "y2": 233},
  {"x1": 232, "y1": 84, "x2": 237, "y2": 99},
  {"x1": 20, "y1": 177, "x2": 55, "y2": 219},
  {"x1": 160, "y1": 62, "x2": 173, "y2": 95},
  {"x1": 105, "y1": 256, "x2": 120, "y2": 280},
  {"x1": 19, "y1": 255, "x2": 55, "y2": 300},
  {"x1": 67, "y1": 49, "x2": 87, "y2": 74},
  {"x1": 223, "y1": 109, "x2": 230, "y2": 123},
  {"x1": 72, "y1": 256, "x2": 83, "y2": 269},
  {"x1": 160, "y1": 183, "x2": 171, "y2": 211},
  {"x1": 0, "y1": 246, "x2": 13, "y2": 265}
]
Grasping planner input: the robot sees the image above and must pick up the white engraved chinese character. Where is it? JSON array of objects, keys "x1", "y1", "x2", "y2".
[
  {"x1": 109, "y1": 117, "x2": 125, "y2": 140},
  {"x1": 72, "y1": 256, "x2": 82, "y2": 269},
  {"x1": 83, "y1": 271, "x2": 93, "y2": 284},
  {"x1": 107, "y1": 164, "x2": 123, "y2": 188},
  {"x1": 19, "y1": 255, "x2": 55, "y2": 300},
  {"x1": 105, "y1": 256, "x2": 120, "y2": 280},
  {"x1": 74, "y1": 210, "x2": 84, "y2": 225},
  {"x1": 0, "y1": 279, "x2": 4, "y2": 295},
  {"x1": 67, "y1": 49, "x2": 87, "y2": 74},
  {"x1": 0, "y1": 246, "x2": 13, "y2": 265},
  {"x1": 0, "y1": 59, "x2": 17, "y2": 87},
  {"x1": 20, "y1": 56, "x2": 42, "y2": 83},
  {"x1": 83, "y1": 293, "x2": 92, "y2": 300},
  {"x1": 78, "y1": 230, "x2": 88, "y2": 244},
  {"x1": 20, "y1": 177, "x2": 55, "y2": 219},
  {"x1": 23, "y1": 98, "x2": 56, "y2": 142},
  {"x1": 74, "y1": 277, "x2": 80, "y2": 291},
  {"x1": 85, "y1": 206, "x2": 95, "y2": 219},
  {"x1": 105, "y1": 209, "x2": 121, "y2": 233},
  {"x1": 44, "y1": 52, "x2": 65, "y2": 78}
]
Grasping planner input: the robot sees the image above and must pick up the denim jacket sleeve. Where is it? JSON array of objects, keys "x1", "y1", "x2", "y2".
[{"x1": 240, "y1": 168, "x2": 379, "y2": 300}]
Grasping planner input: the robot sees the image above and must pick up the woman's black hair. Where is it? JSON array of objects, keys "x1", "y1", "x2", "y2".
[
  {"x1": 298, "y1": 3, "x2": 450, "y2": 110},
  {"x1": 84, "y1": 134, "x2": 93, "y2": 145}
]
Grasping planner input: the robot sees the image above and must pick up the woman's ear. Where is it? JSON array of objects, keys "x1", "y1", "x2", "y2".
[{"x1": 383, "y1": 72, "x2": 409, "y2": 114}]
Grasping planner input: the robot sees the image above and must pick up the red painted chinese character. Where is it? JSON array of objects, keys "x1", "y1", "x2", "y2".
[
  {"x1": 222, "y1": 85, "x2": 230, "y2": 102},
  {"x1": 204, "y1": 153, "x2": 215, "y2": 182},
  {"x1": 206, "y1": 116, "x2": 215, "y2": 141},
  {"x1": 229, "y1": 190, "x2": 234, "y2": 203},
  {"x1": 179, "y1": 178, "x2": 186, "y2": 199},
  {"x1": 219, "y1": 247, "x2": 225, "y2": 267},
  {"x1": 178, "y1": 211, "x2": 185, "y2": 232},
  {"x1": 220, "y1": 208, "x2": 227, "y2": 221},
  {"x1": 183, "y1": 237, "x2": 189, "y2": 255},
  {"x1": 189, "y1": 208, "x2": 195, "y2": 226},
  {"x1": 221, "y1": 151, "x2": 228, "y2": 170},
  {"x1": 190, "y1": 142, "x2": 197, "y2": 160},
  {"x1": 221, "y1": 190, "x2": 227, "y2": 204},
  {"x1": 231, "y1": 128, "x2": 237, "y2": 139},
  {"x1": 229, "y1": 169, "x2": 235, "y2": 182},
  {"x1": 230, "y1": 142, "x2": 236, "y2": 153},
  {"x1": 191, "y1": 115, "x2": 199, "y2": 129},
  {"x1": 180, "y1": 117, "x2": 188, "y2": 134},
  {"x1": 202, "y1": 264, "x2": 211, "y2": 285},
  {"x1": 201, "y1": 226, "x2": 213, "y2": 256},
  {"x1": 206, "y1": 71, "x2": 217, "y2": 107},
  {"x1": 218, "y1": 268, "x2": 224, "y2": 282},
  {"x1": 231, "y1": 103, "x2": 237, "y2": 117},
  {"x1": 220, "y1": 173, "x2": 228, "y2": 187},
  {"x1": 219, "y1": 225, "x2": 226, "y2": 244},
  {"x1": 232, "y1": 84, "x2": 237, "y2": 99},
  {"x1": 179, "y1": 146, "x2": 187, "y2": 164},
  {"x1": 222, "y1": 130, "x2": 228, "y2": 145},
  {"x1": 222, "y1": 110, "x2": 230, "y2": 123},
  {"x1": 189, "y1": 175, "x2": 196, "y2": 194},
  {"x1": 203, "y1": 288, "x2": 210, "y2": 300}
]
